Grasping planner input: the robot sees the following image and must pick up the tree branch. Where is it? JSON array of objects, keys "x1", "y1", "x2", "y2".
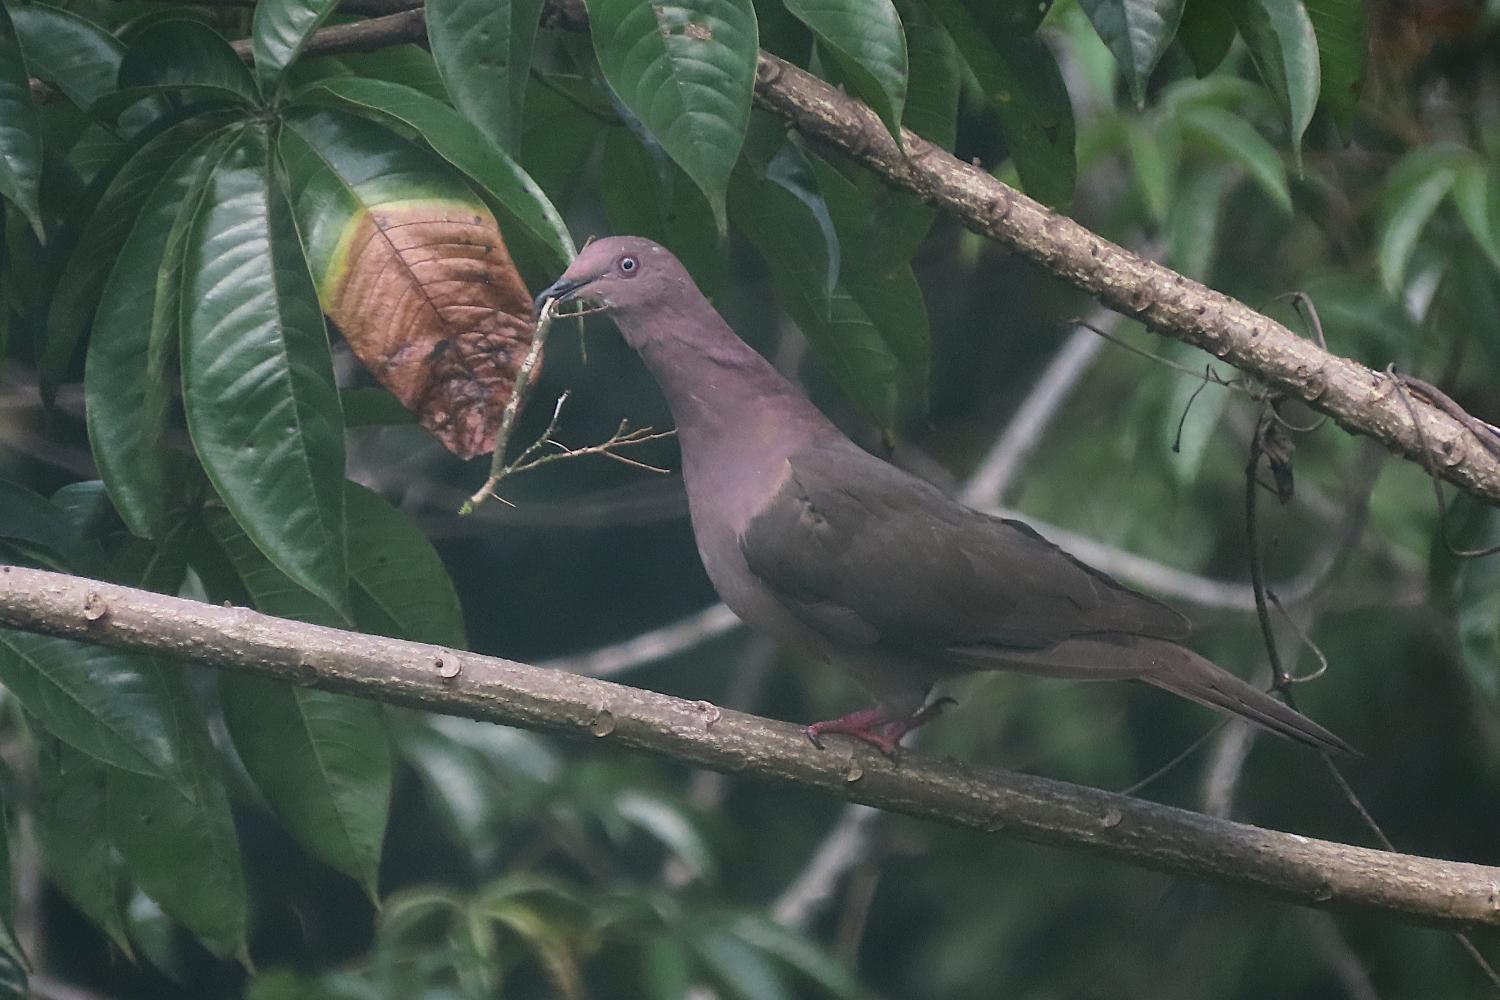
[
  {"x1": 26, "y1": 2, "x2": 1500, "y2": 505},
  {"x1": 1, "y1": 565, "x2": 1497, "y2": 931},
  {"x1": 748, "y1": 53, "x2": 1500, "y2": 506}
]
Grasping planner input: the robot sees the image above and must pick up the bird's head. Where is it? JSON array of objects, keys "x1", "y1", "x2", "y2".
[{"x1": 532, "y1": 236, "x2": 693, "y2": 328}]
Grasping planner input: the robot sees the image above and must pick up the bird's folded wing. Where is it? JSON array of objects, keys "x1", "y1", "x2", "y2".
[{"x1": 738, "y1": 443, "x2": 1190, "y2": 651}]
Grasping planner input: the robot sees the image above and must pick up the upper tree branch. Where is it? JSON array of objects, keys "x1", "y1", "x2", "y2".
[
  {"x1": 25, "y1": 1, "x2": 1500, "y2": 503},
  {"x1": 0, "y1": 564, "x2": 1497, "y2": 931}
]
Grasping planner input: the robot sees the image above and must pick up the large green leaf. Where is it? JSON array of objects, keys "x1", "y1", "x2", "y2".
[
  {"x1": 220, "y1": 672, "x2": 391, "y2": 899},
  {"x1": 293, "y1": 77, "x2": 574, "y2": 270},
  {"x1": 1377, "y1": 146, "x2": 1467, "y2": 293},
  {"x1": 10, "y1": 3, "x2": 124, "y2": 113},
  {"x1": 783, "y1": 0, "x2": 907, "y2": 141},
  {"x1": 730, "y1": 157, "x2": 900, "y2": 432},
  {"x1": 86, "y1": 128, "x2": 231, "y2": 539},
  {"x1": 426, "y1": 0, "x2": 545, "y2": 154},
  {"x1": 925, "y1": 0, "x2": 1075, "y2": 208},
  {"x1": 202, "y1": 484, "x2": 464, "y2": 894},
  {"x1": 107, "y1": 670, "x2": 249, "y2": 961},
  {"x1": 181, "y1": 123, "x2": 348, "y2": 612},
  {"x1": 117, "y1": 18, "x2": 260, "y2": 107},
  {"x1": 1233, "y1": 0, "x2": 1319, "y2": 166},
  {"x1": 1176, "y1": 105, "x2": 1292, "y2": 214},
  {"x1": 0, "y1": 630, "x2": 185, "y2": 782},
  {"x1": 1304, "y1": 0, "x2": 1365, "y2": 135},
  {"x1": 1452, "y1": 155, "x2": 1500, "y2": 277},
  {"x1": 1079, "y1": 0, "x2": 1186, "y2": 106},
  {"x1": 895, "y1": 0, "x2": 959, "y2": 151},
  {"x1": 0, "y1": 3, "x2": 45, "y2": 239},
  {"x1": 34, "y1": 735, "x2": 131, "y2": 954},
  {"x1": 344, "y1": 482, "x2": 467, "y2": 648},
  {"x1": 41, "y1": 112, "x2": 225, "y2": 405},
  {"x1": 589, "y1": 0, "x2": 759, "y2": 230},
  {"x1": 252, "y1": 0, "x2": 341, "y2": 94}
]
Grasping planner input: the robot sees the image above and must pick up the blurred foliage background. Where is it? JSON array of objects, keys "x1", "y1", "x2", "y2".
[{"x1": 2, "y1": 0, "x2": 1500, "y2": 996}]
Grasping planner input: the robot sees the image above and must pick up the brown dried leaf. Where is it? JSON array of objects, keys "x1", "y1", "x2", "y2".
[{"x1": 327, "y1": 201, "x2": 535, "y2": 459}]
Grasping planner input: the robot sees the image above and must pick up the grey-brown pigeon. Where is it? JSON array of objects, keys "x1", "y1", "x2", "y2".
[{"x1": 535, "y1": 237, "x2": 1352, "y2": 756}]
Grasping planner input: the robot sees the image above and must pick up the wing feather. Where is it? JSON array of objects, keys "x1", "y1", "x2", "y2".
[{"x1": 738, "y1": 443, "x2": 1190, "y2": 652}]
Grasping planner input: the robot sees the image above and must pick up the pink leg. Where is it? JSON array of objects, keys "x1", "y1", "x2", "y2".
[{"x1": 805, "y1": 698, "x2": 958, "y2": 757}]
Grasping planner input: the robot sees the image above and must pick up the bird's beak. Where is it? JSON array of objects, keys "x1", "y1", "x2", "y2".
[{"x1": 532, "y1": 274, "x2": 595, "y2": 322}]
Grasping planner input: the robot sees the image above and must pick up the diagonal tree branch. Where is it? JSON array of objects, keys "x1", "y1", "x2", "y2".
[
  {"x1": 746, "y1": 53, "x2": 1500, "y2": 505},
  {"x1": 1, "y1": 564, "x2": 1498, "y2": 931},
  {"x1": 25, "y1": 1, "x2": 1500, "y2": 504}
]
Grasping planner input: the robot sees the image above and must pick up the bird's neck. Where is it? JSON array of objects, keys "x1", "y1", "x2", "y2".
[{"x1": 612, "y1": 296, "x2": 839, "y2": 498}]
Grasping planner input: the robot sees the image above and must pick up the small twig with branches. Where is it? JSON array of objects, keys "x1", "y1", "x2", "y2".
[{"x1": 459, "y1": 298, "x2": 674, "y2": 514}]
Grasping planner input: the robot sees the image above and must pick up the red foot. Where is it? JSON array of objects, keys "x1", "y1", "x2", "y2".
[{"x1": 805, "y1": 698, "x2": 957, "y2": 756}]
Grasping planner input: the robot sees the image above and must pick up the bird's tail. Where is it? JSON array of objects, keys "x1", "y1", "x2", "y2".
[{"x1": 1137, "y1": 639, "x2": 1356, "y2": 755}]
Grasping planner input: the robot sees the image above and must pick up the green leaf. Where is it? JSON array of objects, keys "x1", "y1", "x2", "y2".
[
  {"x1": 252, "y1": 0, "x2": 341, "y2": 93},
  {"x1": 1177, "y1": 0, "x2": 1236, "y2": 77},
  {"x1": 0, "y1": 3, "x2": 45, "y2": 240},
  {"x1": 10, "y1": 3, "x2": 124, "y2": 112},
  {"x1": 1304, "y1": 0, "x2": 1365, "y2": 135},
  {"x1": 692, "y1": 927, "x2": 790, "y2": 1000},
  {"x1": 221, "y1": 673, "x2": 390, "y2": 899},
  {"x1": 727, "y1": 916, "x2": 862, "y2": 998},
  {"x1": 601, "y1": 128, "x2": 724, "y2": 294},
  {"x1": 426, "y1": 0, "x2": 545, "y2": 154},
  {"x1": 0, "y1": 479, "x2": 92, "y2": 572},
  {"x1": 589, "y1": 0, "x2": 759, "y2": 230},
  {"x1": 1233, "y1": 0, "x2": 1320, "y2": 167},
  {"x1": 644, "y1": 936, "x2": 694, "y2": 1000},
  {"x1": 1124, "y1": 118, "x2": 1171, "y2": 224},
  {"x1": 86, "y1": 128, "x2": 231, "y2": 539},
  {"x1": 1079, "y1": 0, "x2": 1187, "y2": 106},
  {"x1": 730, "y1": 157, "x2": 900, "y2": 432},
  {"x1": 613, "y1": 791, "x2": 716, "y2": 881},
  {"x1": 807, "y1": 152, "x2": 930, "y2": 411},
  {"x1": 1177, "y1": 105, "x2": 1292, "y2": 213},
  {"x1": 1439, "y1": 496, "x2": 1500, "y2": 731},
  {"x1": 43, "y1": 113, "x2": 224, "y2": 408},
  {"x1": 118, "y1": 18, "x2": 260, "y2": 107},
  {"x1": 0, "y1": 795, "x2": 20, "y2": 999},
  {"x1": 783, "y1": 0, "x2": 907, "y2": 141},
  {"x1": 293, "y1": 77, "x2": 574, "y2": 270},
  {"x1": 34, "y1": 735, "x2": 131, "y2": 954},
  {"x1": 181, "y1": 123, "x2": 348, "y2": 613},
  {"x1": 344, "y1": 482, "x2": 467, "y2": 648},
  {"x1": 108, "y1": 671, "x2": 249, "y2": 961},
  {"x1": 0, "y1": 922, "x2": 23, "y2": 1000},
  {"x1": 0, "y1": 622, "x2": 193, "y2": 785},
  {"x1": 1453, "y1": 156, "x2": 1500, "y2": 277},
  {"x1": 201, "y1": 487, "x2": 455, "y2": 894},
  {"x1": 894, "y1": 0, "x2": 958, "y2": 150},
  {"x1": 1377, "y1": 147, "x2": 1465, "y2": 293},
  {"x1": 1165, "y1": 166, "x2": 1231, "y2": 281},
  {"x1": 925, "y1": 0, "x2": 1076, "y2": 208}
]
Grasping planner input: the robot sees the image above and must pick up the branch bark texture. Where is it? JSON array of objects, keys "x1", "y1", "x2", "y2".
[
  {"x1": 1, "y1": 565, "x2": 1497, "y2": 931},
  {"x1": 748, "y1": 53, "x2": 1500, "y2": 505}
]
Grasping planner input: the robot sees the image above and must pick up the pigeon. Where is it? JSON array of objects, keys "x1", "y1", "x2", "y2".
[{"x1": 535, "y1": 237, "x2": 1352, "y2": 756}]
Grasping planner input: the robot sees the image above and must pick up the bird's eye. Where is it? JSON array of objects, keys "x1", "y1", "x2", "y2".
[{"x1": 618, "y1": 255, "x2": 639, "y2": 276}]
